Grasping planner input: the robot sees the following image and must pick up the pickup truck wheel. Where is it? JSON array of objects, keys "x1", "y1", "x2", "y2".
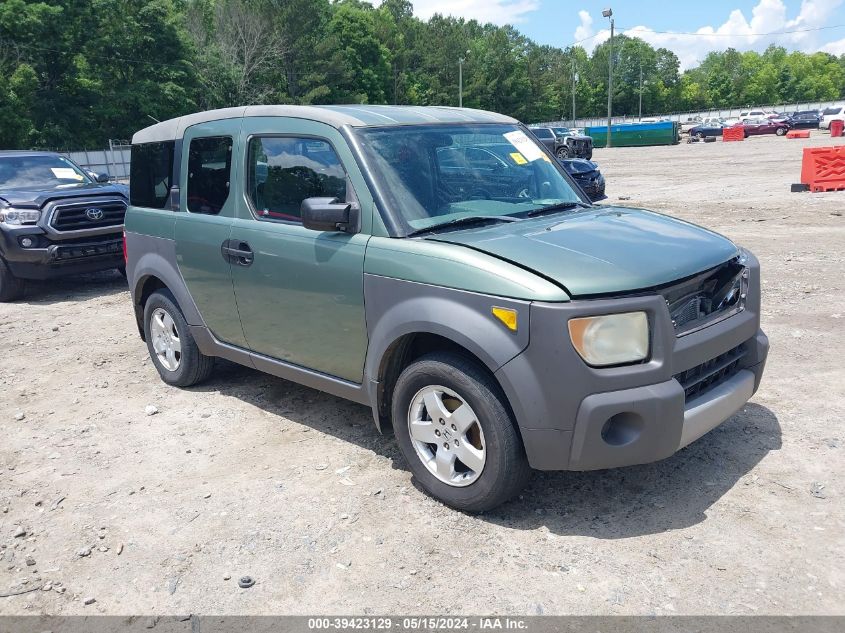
[
  {"x1": 556, "y1": 147, "x2": 570, "y2": 160},
  {"x1": 391, "y1": 352, "x2": 530, "y2": 512},
  {"x1": 0, "y1": 257, "x2": 25, "y2": 302},
  {"x1": 143, "y1": 289, "x2": 214, "y2": 387}
]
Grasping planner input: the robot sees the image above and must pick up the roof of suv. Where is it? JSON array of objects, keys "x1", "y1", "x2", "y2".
[
  {"x1": 0, "y1": 150, "x2": 62, "y2": 157},
  {"x1": 132, "y1": 105, "x2": 517, "y2": 144}
]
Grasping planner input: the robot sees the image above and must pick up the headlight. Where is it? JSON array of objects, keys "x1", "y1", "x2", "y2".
[
  {"x1": 568, "y1": 311, "x2": 649, "y2": 366},
  {"x1": 0, "y1": 208, "x2": 41, "y2": 225}
]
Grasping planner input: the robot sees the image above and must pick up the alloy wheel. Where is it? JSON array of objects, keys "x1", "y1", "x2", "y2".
[
  {"x1": 150, "y1": 307, "x2": 182, "y2": 371},
  {"x1": 407, "y1": 385, "x2": 486, "y2": 487}
]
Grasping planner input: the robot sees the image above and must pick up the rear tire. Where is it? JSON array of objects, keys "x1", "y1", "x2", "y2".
[
  {"x1": 391, "y1": 352, "x2": 531, "y2": 512},
  {"x1": 0, "y1": 257, "x2": 25, "y2": 302},
  {"x1": 143, "y1": 289, "x2": 214, "y2": 387}
]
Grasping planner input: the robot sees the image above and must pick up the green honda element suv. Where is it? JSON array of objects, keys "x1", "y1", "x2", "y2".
[{"x1": 125, "y1": 105, "x2": 768, "y2": 512}]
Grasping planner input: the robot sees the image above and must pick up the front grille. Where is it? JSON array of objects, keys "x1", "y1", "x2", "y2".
[
  {"x1": 674, "y1": 344, "x2": 746, "y2": 401},
  {"x1": 50, "y1": 200, "x2": 126, "y2": 232},
  {"x1": 52, "y1": 233, "x2": 122, "y2": 246},
  {"x1": 662, "y1": 258, "x2": 748, "y2": 335}
]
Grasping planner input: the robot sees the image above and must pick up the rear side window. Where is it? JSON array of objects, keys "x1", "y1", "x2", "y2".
[
  {"x1": 823, "y1": 107, "x2": 842, "y2": 115},
  {"x1": 130, "y1": 142, "x2": 174, "y2": 209},
  {"x1": 532, "y1": 128, "x2": 554, "y2": 139},
  {"x1": 187, "y1": 136, "x2": 232, "y2": 215},
  {"x1": 246, "y1": 137, "x2": 346, "y2": 222}
]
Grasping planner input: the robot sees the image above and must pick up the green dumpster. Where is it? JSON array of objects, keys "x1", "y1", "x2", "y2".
[{"x1": 586, "y1": 121, "x2": 680, "y2": 148}]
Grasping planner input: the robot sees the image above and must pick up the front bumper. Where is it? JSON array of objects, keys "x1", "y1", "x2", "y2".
[
  {"x1": 495, "y1": 253, "x2": 768, "y2": 471},
  {"x1": 573, "y1": 174, "x2": 606, "y2": 201},
  {"x1": 1, "y1": 225, "x2": 123, "y2": 280}
]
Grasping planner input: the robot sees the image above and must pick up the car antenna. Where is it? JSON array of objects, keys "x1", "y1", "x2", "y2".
[{"x1": 146, "y1": 114, "x2": 161, "y2": 123}]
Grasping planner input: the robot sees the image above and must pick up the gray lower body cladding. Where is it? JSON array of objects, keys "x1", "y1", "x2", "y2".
[{"x1": 496, "y1": 257, "x2": 767, "y2": 471}]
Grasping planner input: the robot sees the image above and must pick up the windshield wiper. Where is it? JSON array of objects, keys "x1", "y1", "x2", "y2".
[
  {"x1": 525, "y1": 201, "x2": 591, "y2": 218},
  {"x1": 408, "y1": 215, "x2": 521, "y2": 237}
]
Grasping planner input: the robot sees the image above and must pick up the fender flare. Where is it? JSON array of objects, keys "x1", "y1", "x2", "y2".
[
  {"x1": 362, "y1": 275, "x2": 531, "y2": 430},
  {"x1": 127, "y1": 232, "x2": 205, "y2": 331}
]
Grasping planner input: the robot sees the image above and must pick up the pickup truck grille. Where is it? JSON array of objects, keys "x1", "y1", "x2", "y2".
[
  {"x1": 674, "y1": 344, "x2": 746, "y2": 401},
  {"x1": 49, "y1": 199, "x2": 126, "y2": 232}
]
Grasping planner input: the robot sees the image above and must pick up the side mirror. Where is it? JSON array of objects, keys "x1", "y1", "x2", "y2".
[
  {"x1": 301, "y1": 197, "x2": 358, "y2": 233},
  {"x1": 96, "y1": 172, "x2": 110, "y2": 183}
]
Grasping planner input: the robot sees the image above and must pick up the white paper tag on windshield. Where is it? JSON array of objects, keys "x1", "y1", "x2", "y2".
[
  {"x1": 503, "y1": 130, "x2": 544, "y2": 162},
  {"x1": 51, "y1": 167, "x2": 83, "y2": 180}
]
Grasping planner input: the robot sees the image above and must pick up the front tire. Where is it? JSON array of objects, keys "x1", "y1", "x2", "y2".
[
  {"x1": 391, "y1": 352, "x2": 531, "y2": 512},
  {"x1": 556, "y1": 147, "x2": 570, "y2": 160},
  {"x1": 0, "y1": 257, "x2": 25, "y2": 302},
  {"x1": 143, "y1": 289, "x2": 214, "y2": 387},
  {"x1": 776, "y1": 127, "x2": 787, "y2": 136}
]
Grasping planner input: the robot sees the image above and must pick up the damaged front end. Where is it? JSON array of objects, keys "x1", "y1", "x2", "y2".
[{"x1": 661, "y1": 254, "x2": 749, "y2": 336}]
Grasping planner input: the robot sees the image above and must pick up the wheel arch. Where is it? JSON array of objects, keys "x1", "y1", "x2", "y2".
[
  {"x1": 362, "y1": 276, "x2": 531, "y2": 435},
  {"x1": 127, "y1": 235, "x2": 205, "y2": 339}
]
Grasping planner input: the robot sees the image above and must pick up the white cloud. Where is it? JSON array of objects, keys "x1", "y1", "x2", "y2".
[
  {"x1": 822, "y1": 36, "x2": 845, "y2": 54},
  {"x1": 574, "y1": 10, "x2": 594, "y2": 43},
  {"x1": 388, "y1": 0, "x2": 540, "y2": 25},
  {"x1": 574, "y1": 0, "x2": 845, "y2": 69}
]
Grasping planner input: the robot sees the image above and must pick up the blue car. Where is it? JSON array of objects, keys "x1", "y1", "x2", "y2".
[{"x1": 689, "y1": 122, "x2": 727, "y2": 139}]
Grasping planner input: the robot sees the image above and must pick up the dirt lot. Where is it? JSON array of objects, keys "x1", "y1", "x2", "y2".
[{"x1": 1, "y1": 133, "x2": 843, "y2": 616}]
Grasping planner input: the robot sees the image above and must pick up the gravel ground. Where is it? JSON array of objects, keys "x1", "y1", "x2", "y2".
[{"x1": 1, "y1": 132, "x2": 843, "y2": 616}]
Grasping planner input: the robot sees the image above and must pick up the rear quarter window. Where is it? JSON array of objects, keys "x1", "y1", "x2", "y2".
[
  {"x1": 187, "y1": 136, "x2": 233, "y2": 215},
  {"x1": 130, "y1": 142, "x2": 175, "y2": 209},
  {"x1": 823, "y1": 107, "x2": 843, "y2": 115}
]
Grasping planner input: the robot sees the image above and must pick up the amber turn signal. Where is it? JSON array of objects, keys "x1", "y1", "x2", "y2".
[{"x1": 491, "y1": 307, "x2": 518, "y2": 332}]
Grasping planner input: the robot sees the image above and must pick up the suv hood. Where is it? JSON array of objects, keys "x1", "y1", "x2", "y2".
[
  {"x1": 0, "y1": 182, "x2": 127, "y2": 208},
  {"x1": 429, "y1": 207, "x2": 739, "y2": 297}
]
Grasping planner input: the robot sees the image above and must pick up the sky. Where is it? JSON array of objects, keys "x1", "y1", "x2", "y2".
[{"x1": 396, "y1": 0, "x2": 845, "y2": 69}]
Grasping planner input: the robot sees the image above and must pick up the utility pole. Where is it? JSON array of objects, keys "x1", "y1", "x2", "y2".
[
  {"x1": 571, "y1": 56, "x2": 577, "y2": 127},
  {"x1": 603, "y1": 8, "x2": 614, "y2": 147},
  {"x1": 458, "y1": 50, "x2": 469, "y2": 108},
  {"x1": 639, "y1": 63, "x2": 643, "y2": 121}
]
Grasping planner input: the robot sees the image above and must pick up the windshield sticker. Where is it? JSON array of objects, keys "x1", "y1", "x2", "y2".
[
  {"x1": 51, "y1": 168, "x2": 83, "y2": 180},
  {"x1": 509, "y1": 152, "x2": 527, "y2": 165},
  {"x1": 503, "y1": 130, "x2": 544, "y2": 162}
]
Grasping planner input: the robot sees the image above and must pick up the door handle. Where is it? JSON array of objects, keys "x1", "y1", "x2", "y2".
[{"x1": 221, "y1": 240, "x2": 254, "y2": 266}]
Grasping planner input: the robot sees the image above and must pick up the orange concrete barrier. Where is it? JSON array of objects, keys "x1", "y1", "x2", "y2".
[
  {"x1": 800, "y1": 146, "x2": 845, "y2": 192},
  {"x1": 787, "y1": 130, "x2": 810, "y2": 139},
  {"x1": 722, "y1": 126, "x2": 745, "y2": 142}
]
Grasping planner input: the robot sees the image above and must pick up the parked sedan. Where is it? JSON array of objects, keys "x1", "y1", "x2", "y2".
[
  {"x1": 787, "y1": 111, "x2": 821, "y2": 129},
  {"x1": 735, "y1": 118, "x2": 790, "y2": 137},
  {"x1": 688, "y1": 121, "x2": 727, "y2": 139}
]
